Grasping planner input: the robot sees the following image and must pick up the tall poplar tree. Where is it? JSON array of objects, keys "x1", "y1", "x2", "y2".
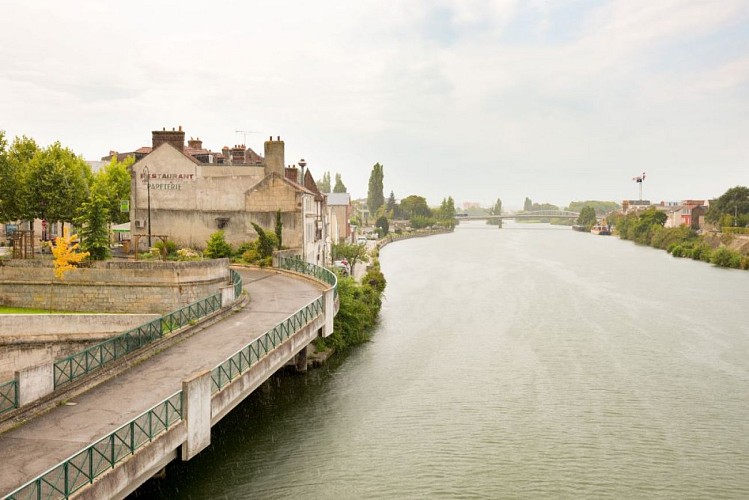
[
  {"x1": 333, "y1": 173, "x2": 347, "y2": 193},
  {"x1": 523, "y1": 197, "x2": 533, "y2": 211},
  {"x1": 367, "y1": 162, "x2": 385, "y2": 214},
  {"x1": 316, "y1": 171, "x2": 331, "y2": 193}
]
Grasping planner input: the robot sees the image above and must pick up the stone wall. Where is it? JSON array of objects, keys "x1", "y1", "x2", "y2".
[{"x1": 0, "y1": 259, "x2": 230, "y2": 314}]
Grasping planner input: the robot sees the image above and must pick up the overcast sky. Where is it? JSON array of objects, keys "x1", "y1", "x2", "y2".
[{"x1": 1, "y1": 1, "x2": 748, "y2": 209}]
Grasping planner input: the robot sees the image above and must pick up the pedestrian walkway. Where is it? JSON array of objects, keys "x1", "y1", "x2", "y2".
[{"x1": 0, "y1": 268, "x2": 324, "y2": 495}]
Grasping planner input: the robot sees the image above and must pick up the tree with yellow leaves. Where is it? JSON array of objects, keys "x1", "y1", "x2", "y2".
[{"x1": 51, "y1": 229, "x2": 89, "y2": 279}]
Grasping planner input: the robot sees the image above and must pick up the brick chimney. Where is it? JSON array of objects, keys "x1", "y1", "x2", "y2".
[
  {"x1": 263, "y1": 136, "x2": 285, "y2": 176},
  {"x1": 230, "y1": 145, "x2": 246, "y2": 164},
  {"x1": 152, "y1": 126, "x2": 185, "y2": 152},
  {"x1": 187, "y1": 137, "x2": 203, "y2": 149}
]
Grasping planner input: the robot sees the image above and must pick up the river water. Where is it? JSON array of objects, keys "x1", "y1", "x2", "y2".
[{"x1": 133, "y1": 222, "x2": 749, "y2": 499}]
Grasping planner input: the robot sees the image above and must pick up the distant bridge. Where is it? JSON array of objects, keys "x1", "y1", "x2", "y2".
[{"x1": 456, "y1": 210, "x2": 580, "y2": 220}]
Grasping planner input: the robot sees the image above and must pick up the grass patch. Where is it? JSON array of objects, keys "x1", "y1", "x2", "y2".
[{"x1": 0, "y1": 306, "x2": 78, "y2": 314}]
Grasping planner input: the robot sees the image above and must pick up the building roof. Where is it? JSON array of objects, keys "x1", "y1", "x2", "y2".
[{"x1": 326, "y1": 193, "x2": 350, "y2": 206}]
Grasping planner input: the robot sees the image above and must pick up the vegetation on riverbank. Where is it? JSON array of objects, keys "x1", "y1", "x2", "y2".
[
  {"x1": 318, "y1": 253, "x2": 386, "y2": 352},
  {"x1": 608, "y1": 207, "x2": 749, "y2": 270}
]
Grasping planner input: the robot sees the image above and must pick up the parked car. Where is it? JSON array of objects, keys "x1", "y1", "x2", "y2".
[{"x1": 334, "y1": 259, "x2": 350, "y2": 275}]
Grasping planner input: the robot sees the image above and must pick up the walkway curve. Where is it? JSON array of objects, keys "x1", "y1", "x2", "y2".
[{"x1": 0, "y1": 269, "x2": 325, "y2": 496}]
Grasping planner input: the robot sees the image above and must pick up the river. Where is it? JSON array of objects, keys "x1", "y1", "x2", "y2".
[{"x1": 132, "y1": 221, "x2": 749, "y2": 499}]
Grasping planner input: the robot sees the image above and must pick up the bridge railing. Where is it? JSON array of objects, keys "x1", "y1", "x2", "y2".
[
  {"x1": 53, "y1": 292, "x2": 223, "y2": 388},
  {"x1": 0, "y1": 379, "x2": 18, "y2": 416},
  {"x1": 6, "y1": 391, "x2": 183, "y2": 500},
  {"x1": 211, "y1": 296, "x2": 324, "y2": 393},
  {"x1": 231, "y1": 268, "x2": 243, "y2": 298},
  {"x1": 276, "y1": 256, "x2": 338, "y2": 300}
]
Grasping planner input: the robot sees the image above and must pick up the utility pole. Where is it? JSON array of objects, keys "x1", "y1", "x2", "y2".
[
  {"x1": 142, "y1": 165, "x2": 152, "y2": 248},
  {"x1": 632, "y1": 172, "x2": 646, "y2": 201}
]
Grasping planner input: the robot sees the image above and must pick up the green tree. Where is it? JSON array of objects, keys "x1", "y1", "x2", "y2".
[
  {"x1": 333, "y1": 173, "x2": 347, "y2": 193},
  {"x1": 332, "y1": 242, "x2": 369, "y2": 270},
  {"x1": 487, "y1": 198, "x2": 503, "y2": 227},
  {"x1": 523, "y1": 197, "x2": 532, "y2": 211},
  {"x1": 367, "y1": 162, "x2": 385, "y2": 214},
  {"x1": 706, "y1": 186, "x2": 749, "y2": 226},
  {"x1": 25, "y1": 142, "x2": 91, "y2": 233},
  {"x1": 567, "y1": 200, "x2": 620, "y2": 215},
  {"x1": 0, "y1": 135, "x2": 39, "y2": 222},
  {"x1": 275, "y1": 209, "x2": 283, "y2": 248},
  {"x1": 0, "y1": 131, "x2": 10, "y2": 221},
  {"x1": 375, "y1": 215, "x2": 389, "y2": 236},
  {"x1": 399, "y1": 195, "x2": 431, "y2": 219},
  {"x1": 316, "y1": 171, "x2": 331, "y2": 193},
  {"x1": 531, "y1": 202, "x2": 560, "y2": 211},
  {"x1": 204, "y1": 230, "x2": 233, "y2": 258},
  {"x1": 386, "y1": 190, "x2": 398, "y2": 217},
  {"x1": 251, "y1": 223, "x2": 276, "y2": 259},
  {"x1": 577, "y1": 206, "x2": 597, "y2": 230},
  {"x1": 75, "y1": 192, "x2": 111, "y2": 260},
  {"x1": 91, "y1": 155, "x2": 133, "y2": 225}
]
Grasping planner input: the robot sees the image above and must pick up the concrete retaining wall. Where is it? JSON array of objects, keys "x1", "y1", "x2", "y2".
[
  {"x1": 0, "y1": 314, "x2": 161, "y2": 379},
  {"x1": 0, "y1": 259, "x2": 230, "y2": 313}
]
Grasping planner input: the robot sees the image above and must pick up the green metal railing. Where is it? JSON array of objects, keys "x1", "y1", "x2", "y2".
[
  {"x1": 277, "y1": 256, "x2": 338, "y2": 299},
  {"x1": 6, "y1": 391, "x2": 182, "y2": 500},
  {"x1": 160, "y1": 293, "x2": 222, "y2": 335},
  {"x1": 54, "y1": 293, "x2": 222, "y2": 389},
  {"x1": 212, "y1": 297, "x2": 324, "y2": 393},
  {"x1": 0, "y1": 379, "x2": 18, "y2": 416},
  {"x1": 231, "y1": 269, "x2": 242, "y2": 298}
]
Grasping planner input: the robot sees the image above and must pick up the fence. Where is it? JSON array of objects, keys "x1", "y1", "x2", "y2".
[
  {"x1": 53, "y1": 293, "x2": 222, "y2": 388},
  {"x1": 276, "y1": 256, "x2": 338, "y2": 299},
  {"x1": 231, "y1": 269, "x2": 242, "y2": 298},
  {"x1": 211, "y1": 297, "x2": 324, "y2": 393},
  {"x1": 2, "y1": 263, "x2": 337, "y2": 498},
  {"x1": 0, "y1": 380, "x2": 18, "y2": 416},
  {"x1": 5, "y1": 391, "x2": 182, "y2": 500}
]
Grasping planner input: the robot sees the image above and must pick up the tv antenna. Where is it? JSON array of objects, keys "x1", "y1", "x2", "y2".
[{"x1": 235, "y1": 130, "x2": 260, "y2": 146}]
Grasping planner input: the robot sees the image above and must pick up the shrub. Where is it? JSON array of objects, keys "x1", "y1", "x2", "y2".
[
  {"x1": 204, "y1": 231, "x2": 233, "y2": 259},
  {"x1": 669, "y1": 244, "x2": 685, "y2": 258},
  {"x1": 711, "y1": 247, "x2": 741, "y2": 268},
  {"x1": 234, "y1": 241, "x2": 254, "y2": 258},
  {"x1": 154, "y1": 240, "x2": 177, "y2": 259},
  {"x1": 691, "y1": 242, "x2": 713, "y2": 262},
  {"x1": 176, "y1": 248, "x2": 201, "y2": 261}
]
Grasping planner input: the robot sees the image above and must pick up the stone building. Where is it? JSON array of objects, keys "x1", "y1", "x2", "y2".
[
  {"x1": 325, "y1": 192, "x2": 352, "y2": 244},
  {"x1": 129, "y1": 127, "x2": 328, "y2": 266}
]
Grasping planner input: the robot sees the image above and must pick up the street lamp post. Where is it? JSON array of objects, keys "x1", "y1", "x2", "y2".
[{"x1": 142, "y1": 165, "x2": 152, "y2": 248}]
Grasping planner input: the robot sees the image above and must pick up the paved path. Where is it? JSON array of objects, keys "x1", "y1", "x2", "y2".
[{"x1": 0, "y1": 269, "x2": 324, "y2": 495}]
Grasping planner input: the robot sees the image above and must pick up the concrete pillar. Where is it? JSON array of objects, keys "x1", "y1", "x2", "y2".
[
  {"x1": 15, "y1": 362, "x2": 54, "y2": 407},
  {"x1": 322, "y1": 288, "x2": 334, "y2": 337},
  {"x1": 295, "y1": 345, "x2": 308, "y2": 372},
  {"x1": 181, "y1": 370, "x2": 212, "y2": 461},
  {"x1": 220, "y1": 284, "x2": 235, "y2": 307}
]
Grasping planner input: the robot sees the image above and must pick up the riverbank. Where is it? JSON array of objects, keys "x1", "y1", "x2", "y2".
[{"x1": 607, "y1": 209, "x2": 749, "y2": 270}]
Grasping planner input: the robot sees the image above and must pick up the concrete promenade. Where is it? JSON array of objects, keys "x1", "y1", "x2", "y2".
[{"x1": 0, "y1": 268, "x2": 324, "y2": 496}]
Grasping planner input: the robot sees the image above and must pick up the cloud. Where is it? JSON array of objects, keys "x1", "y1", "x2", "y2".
[{"x1": 0, "y1": 0, "x2": 747, "y2": 206}]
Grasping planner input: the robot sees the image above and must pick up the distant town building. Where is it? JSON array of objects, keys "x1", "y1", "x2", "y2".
[{"x1": 664, "y1": 200, "x2": 708, "y2": 230}]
